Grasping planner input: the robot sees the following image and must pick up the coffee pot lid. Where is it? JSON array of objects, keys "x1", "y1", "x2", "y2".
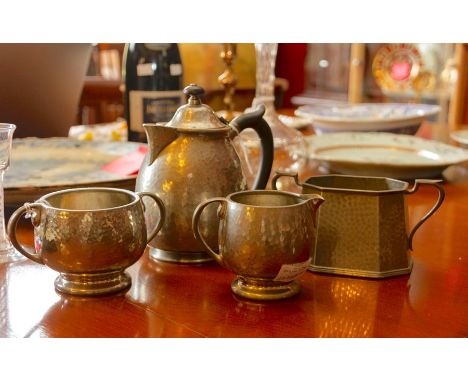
[{"x1": 166, "y1": 84, "x2": 227, "y2": 130}]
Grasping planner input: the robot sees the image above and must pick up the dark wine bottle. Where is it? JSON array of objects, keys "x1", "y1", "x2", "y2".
[{"x1": 122, "y1": 43, "x2": 184, "y2": 142}]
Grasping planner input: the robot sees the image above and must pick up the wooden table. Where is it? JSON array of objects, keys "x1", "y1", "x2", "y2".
[{"x1": 1, "y1": 126, "x2": 468, "y2": 338}]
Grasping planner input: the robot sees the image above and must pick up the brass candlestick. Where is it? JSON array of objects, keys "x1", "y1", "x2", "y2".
[{"x1": 218, "y1": 43, "x2": 237, "y2": 121}]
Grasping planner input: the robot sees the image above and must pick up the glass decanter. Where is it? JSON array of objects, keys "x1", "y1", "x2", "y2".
[
  {"x1": 235, "y1": 43, "x2": 307, "y2": 190},
  {"x1": 0, "y1": 124, "x2": 22, "y2": 263}
]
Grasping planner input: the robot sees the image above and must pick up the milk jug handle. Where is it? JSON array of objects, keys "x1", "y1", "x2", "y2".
[
  {"x1": 192, "y1": 197, "x2": 228, "y2": 266},
  {"x1": 406, "y1": 179, "x2": 445, "y2": 251},
  {"x1": 231, "y1": 105, "x2": 274, "y2": 190}
]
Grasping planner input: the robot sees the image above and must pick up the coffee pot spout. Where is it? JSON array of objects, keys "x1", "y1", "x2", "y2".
[{"x1": 143, "y1": 123, "x2": 179, "y2": 166}]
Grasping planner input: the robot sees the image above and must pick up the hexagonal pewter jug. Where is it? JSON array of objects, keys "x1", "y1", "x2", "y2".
[{"x1": 273, "y1": 172, "x2": 445, "y2": 278}]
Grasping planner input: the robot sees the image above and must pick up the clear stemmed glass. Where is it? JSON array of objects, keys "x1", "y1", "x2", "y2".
[
  {"x1": 0, "y1": 124, "x2": 22, "y2": 263},
  {"x1": 235, "y1": 43, "x2": 307, "y2": 190}
]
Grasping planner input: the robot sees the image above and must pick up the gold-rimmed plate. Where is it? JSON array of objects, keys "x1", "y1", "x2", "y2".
[
  {"x1": 306, "y1": 132, "x2": 468, "y2": 179},
  {"x1": 4, "y1": 138, "x2": 143, "y2": 207}
]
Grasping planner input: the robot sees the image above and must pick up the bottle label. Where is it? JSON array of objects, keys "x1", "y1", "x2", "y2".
[
  {"x1": 273, "y1": 258, "x2": 311, "y2": 282},
  {"x1": 143, "y1": 43, "x2": 171, "y2": 51},
  {"x1": 129, "y1": 90, "x2": 184, "y2": 133},
  {"x1": 170, "y1": 63, "x2": 183, "y2": 76},
  {"x1": 136, "y1": 63, "x2": 155, "y2": 77}
]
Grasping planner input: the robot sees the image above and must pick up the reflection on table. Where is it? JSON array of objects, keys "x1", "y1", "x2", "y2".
[{"x1": 1, "y1": 137, "x2": 468, "y2": 337}]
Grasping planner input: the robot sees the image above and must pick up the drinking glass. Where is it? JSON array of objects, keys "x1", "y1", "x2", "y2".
[{"x1": 0, "y1": 124, "x2": 22, "y2": 263}]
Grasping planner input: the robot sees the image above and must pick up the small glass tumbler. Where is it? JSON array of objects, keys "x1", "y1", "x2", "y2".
[{"x1": 0, "y1": 123, "x2": 22, "y2": 263}]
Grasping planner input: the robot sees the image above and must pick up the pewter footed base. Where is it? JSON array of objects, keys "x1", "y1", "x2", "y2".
[
  {"x1": 231, "y1": 277, "x2": 301, "y2": 301},
  {"x1": 308, "y1": 264, "x2": 412, "y2": 278},
  {"x1": 54, "y1": 270, "x2": 131, "y2": 296},
  {"x1": 149, "y1": 247, "x2": 214, "y2": 264}
]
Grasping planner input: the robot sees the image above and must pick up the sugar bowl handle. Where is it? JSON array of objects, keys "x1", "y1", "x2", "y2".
[
  {"x1": 7, "y1": 202, "x2": 45, "y2": 264},
  {"x1": 192, "y1": 197, "x2": 227, "y2": 265},
  {"x1": 136, "y1": 192, "x2": 166, "y2": 244},
  {"x1": 406, "y1": 179, "x2": 445, "y2": 250}
]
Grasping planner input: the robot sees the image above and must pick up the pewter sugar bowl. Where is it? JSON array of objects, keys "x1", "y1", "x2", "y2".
[
  {"x1": 7, "y1": 187, "x2": 165, "y2": 296},
  {"x1": 136, "y1": 84, "x2": 274, "y2": 264}
]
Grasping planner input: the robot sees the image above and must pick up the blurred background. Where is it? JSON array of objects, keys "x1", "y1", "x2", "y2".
[
  {"x1": 77, "y1": 43, "x2": 465, "y2": 127},
  {"x1": 0, "y1": 43, "x2": 466, "y2": 140}
]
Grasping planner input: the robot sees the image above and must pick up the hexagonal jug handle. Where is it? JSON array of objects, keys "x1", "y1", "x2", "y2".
[{"x1": 406, "y1": 179, "x2": 445, "y2": 250}]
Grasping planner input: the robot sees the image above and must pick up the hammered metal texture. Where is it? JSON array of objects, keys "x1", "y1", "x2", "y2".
[
  {"x1": 35, "y1": 204, "x2": 147, "y2": 273},
  {"x1": 193, "y1": 190, "x2": 323, "y2": 300},
  {"x1": 301, "y1": 176, "x2": 411, "y2": 277},
  {"x1": 9, "y1": 188, "x2": 154, "y2": 295},
  {"x1": 309, "y1": 191, "x2": 409, "y2": 272},
  {"x1": 220, "y1": 194, "x2": 315, "y2": 278},
  {"x1": 137, "y1": 132, "x2": 247, "y2": 255}
]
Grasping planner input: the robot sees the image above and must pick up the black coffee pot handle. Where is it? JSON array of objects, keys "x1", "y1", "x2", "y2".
[{"x1": 231, "y1": 105, "x2": 274, "y2": 190}]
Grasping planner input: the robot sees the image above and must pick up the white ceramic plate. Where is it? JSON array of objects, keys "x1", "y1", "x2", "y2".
[
  {"x1": 4, "y1": 137, "x2": 142, "y2": 206},
  {"x1": 278, "y1": 114, "x2": 311, "y2": 130},
  {"x1": 450, "y1": 129, "x2": 468, "y2": 148},
  {"x1": 296, "y1": 103, "x2": 440, "y2": 135},
  {"x1": 306, "y1": 132, "x2": 468, "y2": 179}
]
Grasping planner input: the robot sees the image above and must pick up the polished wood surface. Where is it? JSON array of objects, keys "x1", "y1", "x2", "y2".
[{"x1": 2, "y1": 126, "x2": 468, "y2": 338}]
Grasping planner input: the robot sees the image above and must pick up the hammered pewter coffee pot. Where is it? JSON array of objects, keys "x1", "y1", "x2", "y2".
[
  {"x1": 273, "y1": 172, "x2": 445, "y2": 278},
  {"x1": 136, "y1": 84, "x2": 274, "y2": 264},
  {"x1": 7, "y1": 188, "x2": 165, "y2": 296},
  {"x1": 192, "y1": 190, "x2": 324, "y2": 300}
]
